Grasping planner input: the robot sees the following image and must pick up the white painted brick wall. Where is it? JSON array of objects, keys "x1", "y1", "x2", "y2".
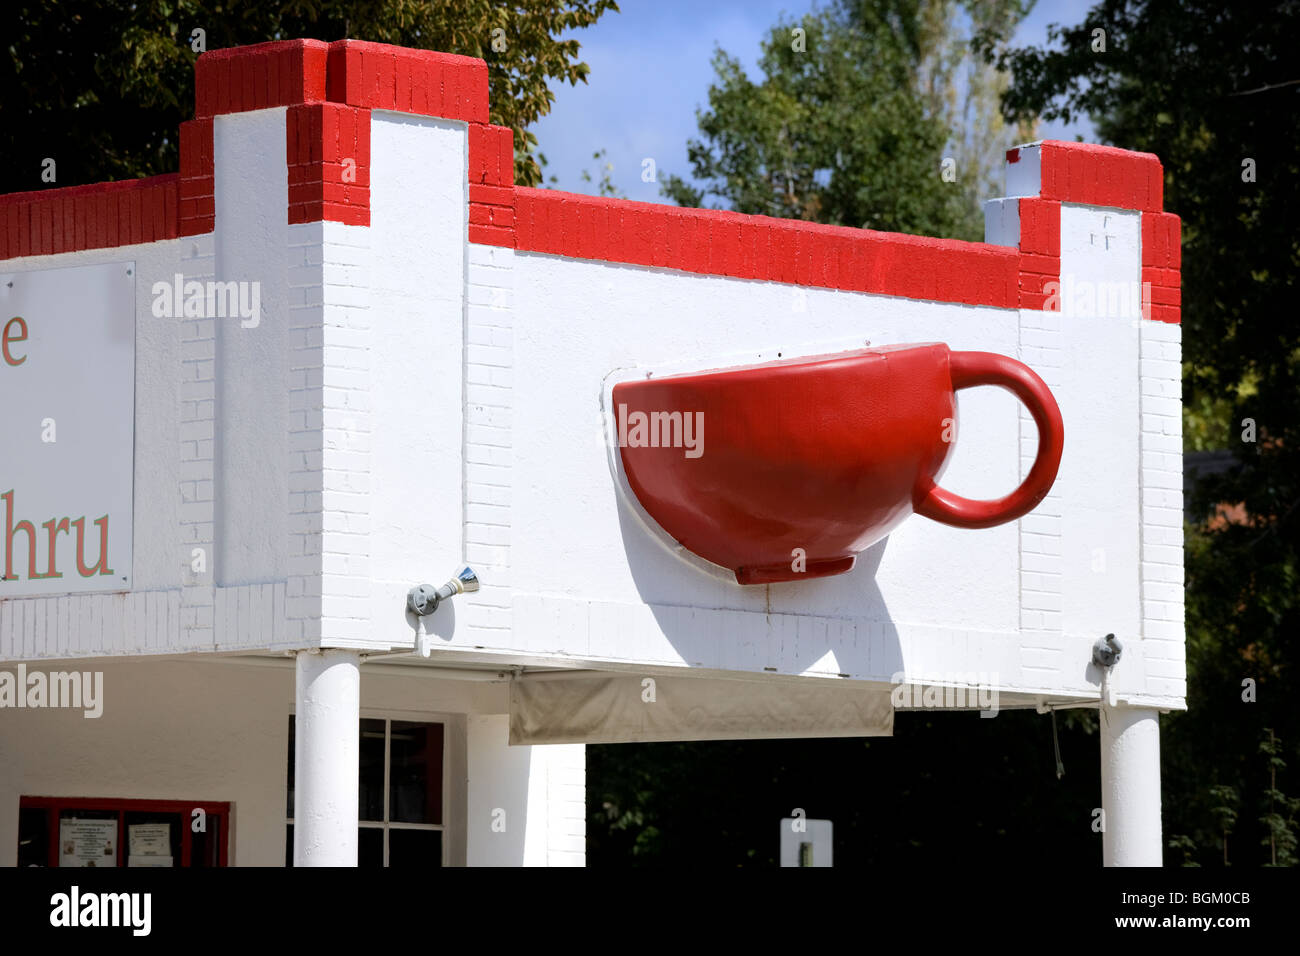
[
  {"x1": 178, "y1": 234, "x2": 217, "y2": 649},
  {"x1": 464, "y1": 244, "x2": 515, "y2": 632},
  {"x1": 1018, "y1": 305, "x2": 1065, "y2": 679},
  {"x1": 285, "y1": 222, "x2": 327, "y2": 644},
  {"x1": 1, "y1": 590, "x2": 183, "y2": 658},
  {"x1": 540, "y1": 743, "x2": 586, "y2": 867},
  {"x1": 319, "y1": 223, "x2": 373, "y2": 645},
  {"x1": 282, "y1": 220, "x2": 374, "y2": 645},
  {"x1": 1139, "y1": 319, "x2": 1185, "y2": 698}
]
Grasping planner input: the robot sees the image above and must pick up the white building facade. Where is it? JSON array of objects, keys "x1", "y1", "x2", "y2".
[{"x1": 0, "y1": 39, "x2": 1183, "y2": 866}]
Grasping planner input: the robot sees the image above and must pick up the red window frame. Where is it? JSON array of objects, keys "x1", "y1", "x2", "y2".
[{"x1": 19, "y1": 796, "x2": 231, "y2": 867}]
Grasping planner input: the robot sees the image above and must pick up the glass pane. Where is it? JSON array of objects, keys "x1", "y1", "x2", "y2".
[
  {"x1": 17, "y1": 807, "x2": 49, "y2": 867},
  {"x1": 359, "y1": 718, "x2": 386, "y2": 822},
  {"x1": 123, "y1": 811, "x2": 181, "y2": 867},
  {"x1": 286, "y1": 715, "x2": 295, "y2": 818},
  {"x1": 389, "y1": 721, "x2": 444, "y2": 824},
  {"x1": 358, "y1": 826, "x2": 384, "y2": 867},
  {"x1": 388, "y1": 828, "x2": 442, "y2": 868},
  {"x1": 190, "y1": 816, "x2": 222, "y2": 867}
]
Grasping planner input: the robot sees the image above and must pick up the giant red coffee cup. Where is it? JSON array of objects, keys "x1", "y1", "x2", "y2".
[{"x1": 612, "y1": 343, "x2": 1064, "y2": 584}]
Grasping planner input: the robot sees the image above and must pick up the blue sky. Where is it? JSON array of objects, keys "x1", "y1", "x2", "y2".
[{"x1": 531, "y1": 0, "x2": 1099, "y2": 202}]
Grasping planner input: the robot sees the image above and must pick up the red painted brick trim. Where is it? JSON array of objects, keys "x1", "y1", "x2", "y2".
[
  {"x1": 1017, "y1": 198, "x2": 1061, "y2": 311},
  {"x1": 326, "y1": 40, "x2": 488, "y2": 124},
  {"x1": 0, "y1": 39, "x2": 1180, "y2": 322},
  {"x1": 216, "y1": 39, "x2": 504, "y2": 229},
  {"x1": 287, "y1": 103, "x2": 371, "y2": 227},
  {"x1": 1039, "y1": 141, "x2": 1164, "y2": 213},
  {"x1": 512, "y1": 188, "x2": 1021, "y2": 308},
  {"x1": 469, "y1": 183, "x2": 516, "y2": 246},
  {"x1": 178, "y1": 118, "x2": 214, "y2": 236},
  {"x1": 0, "y1": 175, "x2": 179, "y2": 260},
  {"x1": 1142, "y1": 212, "x2": 1183, "y2": 323},
  {"x1": 195, "y1": 39, "x2": 329, "y2": 118},
  {"x1": 0, "y1": 37, "x2": 508, "y2": 253}
]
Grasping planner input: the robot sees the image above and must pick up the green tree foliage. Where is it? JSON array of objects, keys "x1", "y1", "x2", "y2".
[
  {"x1": 1, "y1": 0, "x2": 617, "y2": 191},
  {"x1": 660, "y1": 0, "x2": 1031, "y2": 241},
  {"x1": 590, "y1": 710, "x2": 1108, "y2": 866},
  {"x1": 578, "y1": 148, "x2": 624, "y2": 198},
  {"x1": 988, "y1": 0, "x2": 1300, "y2": 865}
]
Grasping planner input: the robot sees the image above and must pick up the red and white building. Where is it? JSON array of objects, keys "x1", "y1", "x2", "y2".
[{"x1": 0, "y1": 39, "x2": 1183, "y2": 867}]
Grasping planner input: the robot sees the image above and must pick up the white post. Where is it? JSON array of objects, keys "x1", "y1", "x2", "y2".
[
  {"x1": 293, "y1": 649, "x2": 361, "y2": 866},
  {"x1": 1100, "y1": 704, "x2": 1163, "y2": 866}
]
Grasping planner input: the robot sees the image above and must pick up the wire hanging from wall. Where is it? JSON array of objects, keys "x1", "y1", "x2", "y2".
[{"x1": 1051, "y1": 708, "x2": 1065, "y2": 780}]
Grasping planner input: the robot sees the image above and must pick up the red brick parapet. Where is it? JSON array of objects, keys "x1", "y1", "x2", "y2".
[{"x1": 0, "y1": 39, "x2": 1180, "y2": 324}]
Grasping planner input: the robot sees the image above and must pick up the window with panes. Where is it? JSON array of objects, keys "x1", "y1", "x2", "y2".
[{"x1": 286, "y1": 716, "x2": 445, "y2": 866}]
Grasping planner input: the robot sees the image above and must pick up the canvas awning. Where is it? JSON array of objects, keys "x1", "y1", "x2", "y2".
[{"x1": 509, "y1": 672, "x2": 894, "y2": 745}]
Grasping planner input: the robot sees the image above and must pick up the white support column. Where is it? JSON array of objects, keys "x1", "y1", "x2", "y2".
[
  {"x1": 1100, "y1": 704, "x2": 1163, "y2": 866},
  {"x1": 293, "y1": 649, "x2": 361, "y2": 866}
]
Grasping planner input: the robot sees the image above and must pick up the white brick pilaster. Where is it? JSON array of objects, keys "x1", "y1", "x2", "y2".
[
  {"x1": 178, "y1": 234, "x2": 217, "y2": 648},
  {"x1": 464, "y1": 243, "x2": 514, "y2": 634},
  {"x1": 285, "y1": 221, "x2": 373, "y2": 646},
  {"x1": 1018, "y1": 307, "x2": 1065, "y2": 679},
  {"x1": 1138, "y1": 319, "x2": 1185, "y2": 698}
]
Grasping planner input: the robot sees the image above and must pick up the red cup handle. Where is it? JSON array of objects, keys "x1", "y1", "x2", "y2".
[{"x1": 914, "y1": 350, "x2": 1064, "y2": 529}]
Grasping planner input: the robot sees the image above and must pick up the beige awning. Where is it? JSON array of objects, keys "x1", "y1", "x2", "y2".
[{"x1": 509, "y1": 672, "x2": 894, "y2": 745}]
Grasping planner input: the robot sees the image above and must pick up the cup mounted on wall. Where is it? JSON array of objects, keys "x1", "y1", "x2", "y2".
[{"x1": 605, "y1": 343, "x2": 1064, "y2": 585}]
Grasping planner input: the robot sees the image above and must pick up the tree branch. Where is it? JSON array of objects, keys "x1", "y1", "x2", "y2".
[{"x1": 1228, "y1": 79, "x2": 1300, "y2": 96}]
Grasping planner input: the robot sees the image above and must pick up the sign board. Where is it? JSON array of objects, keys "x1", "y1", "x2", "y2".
[
  {"x1": 780, "y1": 817, "x2": 833, "y2": 867},
  {"x1": 59, "y1": 817, "x2": 118, "y2": 867},
  {"x1": 128, "y1": 823, "x2": 173, "y2": 867},
  {"x1": 0, "y1": 263, "x2": 134, "y2": 596}
]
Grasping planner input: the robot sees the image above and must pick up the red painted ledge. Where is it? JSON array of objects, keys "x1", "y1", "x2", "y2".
[
  {"x1": 1039, "y1": 141, "x2": 1164, "y2": 213},
  {"x1": 0, "y1": 174, "x2": 179, "y2": 260},
  {"x1": 512, "y1": 188, "x2": 1021, "y2": 309}
]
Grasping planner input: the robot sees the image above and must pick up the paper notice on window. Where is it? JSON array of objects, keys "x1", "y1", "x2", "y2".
[
  {"x1": 59, "y1": 818, "x2": 118, "y2": 868},
  {"x1": 128, "y1": 823, "x2": 171, "y2": 857}
]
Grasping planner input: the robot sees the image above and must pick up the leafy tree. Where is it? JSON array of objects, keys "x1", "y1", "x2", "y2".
[
  {"x1": 1260, "y1": 729, "x2": 1300, "y2": 866},
  {"x1": 578, "y1": 148, "x2": 624, "y2": 198},
  {"x1": 590, "y1": 710, "x2": 1108, "y2": 867},
  {"x1": 989, "y1": 0, "x2": 1300, "y2": 865},
  {"x1": 660, "y1": 0, "x2": 1031, "y2": 241},
  {"x1": 1206, "y1": 783, "x2": 1239, "y2": 866},
  {"x1": 536, "y1": 146, "x2": 624, "y2": 196},
  {"x1": 0, "y1": 0, "x2": 618, "y2": 191}
]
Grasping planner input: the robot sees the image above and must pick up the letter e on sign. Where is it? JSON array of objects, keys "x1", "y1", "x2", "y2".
[{"x1": 2, "y1": 317, "x2": 27, "y2": 366}]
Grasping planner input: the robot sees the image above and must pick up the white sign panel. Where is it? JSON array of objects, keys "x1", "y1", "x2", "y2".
[
  {"x1": 59, "y1": 817, "x2": 118, "y2": 867},
  {"x1": 780, "y1": 817, "x2": 833, "y2": 867},
  {"x1": 0, "y1": 262, "x2": 134, "y2": 596}
]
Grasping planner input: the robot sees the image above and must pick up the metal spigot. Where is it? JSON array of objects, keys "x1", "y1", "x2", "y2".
[
  {"x1": 407, "y1": 567, "x2": 479, "y2": 617},
  {"x1": 1092, "y1": 632, "x2": 1123, "y2": 668}
]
